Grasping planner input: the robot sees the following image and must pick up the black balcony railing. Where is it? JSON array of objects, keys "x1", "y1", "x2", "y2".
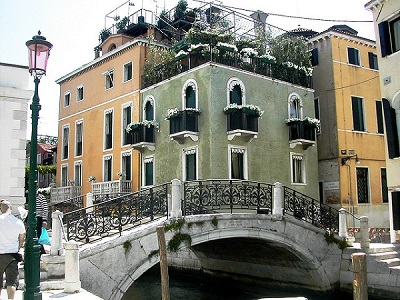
[
  {"x1": 288, "y1": 120, "x2": 316, "y2": 142},
  {"x1": 227, "y1": 110, "x2": 258, "y2": 132},
  {"x1": 132, "y1": 125, "x2": 156, "y2": 144},
  {"x1": 169, "y1": 110, "x2": 199, "y2": 135}
]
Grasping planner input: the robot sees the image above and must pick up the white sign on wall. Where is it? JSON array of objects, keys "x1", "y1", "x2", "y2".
[{"x1": 324, "y1": 181, "x2": 339, "y2": 191}]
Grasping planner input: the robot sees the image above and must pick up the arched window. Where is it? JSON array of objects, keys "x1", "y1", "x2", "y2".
[
  {"x1": 227, "y1": 78, "x2": 245, "y2": 105},
  {"x1": 143, "y1": 95, "x2": 155, "y2": 121},
  {"x1": 108, "y1": 44, "x2": 116, "y2": 52},
  {"x1": 182, "y1": 79, "x2": 198, "y2": 109},
  {"x1": 288, "y1": 93, "x2": 303, "y2": 119}
]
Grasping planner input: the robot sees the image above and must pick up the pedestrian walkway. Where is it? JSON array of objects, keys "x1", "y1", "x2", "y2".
[{"x1": 1, "y1": 288, "x2": 103, "y2": 299}]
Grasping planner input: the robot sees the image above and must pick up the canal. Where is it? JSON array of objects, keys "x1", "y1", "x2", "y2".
[{"x1": 122, "y1": 265, "x2": 360, "y2": 300}]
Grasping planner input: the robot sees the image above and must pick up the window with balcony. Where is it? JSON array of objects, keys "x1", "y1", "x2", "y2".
[
  {"x1": 168, "y1": 80, "x2": 200, "y2": 143},
  {"x1": 356, "y1": 167, "x2": 369, "y2": 203},
  {"x1": 77, "y1": 85, "x2": 84, "y2": 102},
  {"x1": 183, "y1": 147, "x2": 198, "y2": 181},
  {"x1": 348, "y1": 47, "x2": 360, "y2": 66},
  {"x1": 352, "y1": 96, "x2": 365, "y2": 131},
  {"x1": 122, "y1": 104, "x2": 132, "y2": 146},
  {"x1": 378, "y1": 16, "x2": 400, "y2": 57},
  {"x1": 143, "y1": 156, "x2": 154, "y2": 186},
  {"x1": 130, "y1": 96, "x2": 157, "y2": 150},
  {"x1": 74, "y1": 161, "x2": 82, "y2": 186},
  {"x1": 103, "y1": 155, "x2": 113, "y2": 182},
  {"x1": 75, "y1": 120, "x2": 83, "y2": 157},
  {"x1": 104, "y1": 109, "x2": 113, "y2": 150},
  {"x1": 229, "y1": 145, "x2": 248, "y2": 180},
  {"x1": 123, "y1": 62, "x2": 133, "y2": 82},
  {"x1": 289, "y1": 93, "x2": 302, "y2": 119},
  {"x1": 122, "y1": 152, "x2": 132, "y2": 181},
  {"x1": 61, "y1": 164, "x2": 68, "y2": 187},
  {"x1": 64, "y1": 92, "x2": 70, "y2": 107},
  {"x1": 291, "y1": 153, "x2": 305, "y2": 184},
  {"x1": 62, "y1": 125, "x2": 70, "y2": 160}
]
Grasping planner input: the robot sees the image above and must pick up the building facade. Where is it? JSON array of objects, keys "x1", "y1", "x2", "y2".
[
  {"x1": 0, "y1": 62, "x2": 32, "y2": 210},
  {"x1": 365, "y1": 0, "x2": 400, "y2": 242},
  {"x1": 308, "y1": 26, "x2": 387, "y2": 227}
]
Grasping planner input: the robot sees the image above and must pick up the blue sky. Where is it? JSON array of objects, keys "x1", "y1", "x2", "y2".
[{"x1": 0, "y1": 0, "x2": 375, "y2": 137}]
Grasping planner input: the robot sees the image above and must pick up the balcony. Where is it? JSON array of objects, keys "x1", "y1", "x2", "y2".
[
  {"x1": 131, "y1": 125, "x2": 156, "y2": 151},
  {"x1": 92, "y1": 180, "x2": 132, "y2": 195},
  {"x1": 50, "y1": 186, "x2": 82, "y2": 204},
  {"x1": 287, "y1": 120, "x2": 316, "y2": 149},
  {"x1": 226, "y1": 110, "x2": 258, "y2": 142},
  {"x1": 169, "y1": 110, "x2": 200, "y2": 143}
]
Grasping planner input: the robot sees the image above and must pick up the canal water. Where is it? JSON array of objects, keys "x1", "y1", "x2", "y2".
[{"x1": 122, "y1": 265, "x2": 359, "y2": 300}]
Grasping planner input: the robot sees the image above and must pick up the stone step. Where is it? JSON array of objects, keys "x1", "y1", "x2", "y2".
[
  {"x1": 381, "y1": 257, "x2": 400, "y2": 267},
  {"x1": 367, "y1": 244, "x2": 397, "y2": 254},
  {"x1": 17, "y1": 279, "x2": 65, "y2": 291},
  {"x1": 369, "y1": 251, "x2": 399, "y2": 261}
]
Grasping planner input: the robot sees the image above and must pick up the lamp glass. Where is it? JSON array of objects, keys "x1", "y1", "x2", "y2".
[{"x1": 26, "y1": 35, "x2": 52, "y2": 77}]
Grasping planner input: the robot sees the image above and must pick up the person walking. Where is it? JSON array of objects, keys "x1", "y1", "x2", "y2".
[
  {"x1": 0, "y1": 200, "x2": 26, "y2": 300},
  {"x1": 36, "y1": 193, "x2": 48, "y2": 255}
]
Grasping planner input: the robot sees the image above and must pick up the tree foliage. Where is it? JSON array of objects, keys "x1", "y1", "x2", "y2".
[{"x1": 269, "y1": 36, "x2": 311, "y2": 69}]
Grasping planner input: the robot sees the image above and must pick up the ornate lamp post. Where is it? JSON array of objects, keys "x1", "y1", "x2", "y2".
[{"x1": 25, "y1": 31, "x2": 52, "y2": 300}]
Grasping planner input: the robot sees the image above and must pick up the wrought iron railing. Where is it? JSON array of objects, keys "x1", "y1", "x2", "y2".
[
  {"x1": 226, "y1": 110, "x2": 258, "y2": 132},
  {"x1": 132, "y1": 125, "x2": 156, "y2": 144},
  {"x1": 48, "y1": 195, "x2": 84, "y2": 228},
  {"x1": 182, "y1": 180, "x2": 273, "y2": 215},
  {"x1": 63, "y1": 183, "x2": 170, "y2": 243},
  {"x1": 287, "y1": 121, "x2": 316, "y2": 142},
  {"x1": 283, "y1": 186, "x2": 339, "y2": 231},
  {"x1": 169, "y1": 110, "x2": 199, "y2": 134}
]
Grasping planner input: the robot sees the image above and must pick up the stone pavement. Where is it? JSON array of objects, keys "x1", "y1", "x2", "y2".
[{"x1": 1, "y1": 288, "x2": 103, "y2": 299}]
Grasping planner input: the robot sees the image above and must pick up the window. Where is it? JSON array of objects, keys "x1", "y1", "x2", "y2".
[
  {"x1": 145, "y1": 101, "x2": 154, "y2": 121},
  {"x1": 183, "y1": 147, "x2": 198, "y2": 181},
  {"x1": 288, "y1": 93, "x2": 303, "y2": 119},
  {"x1": 229, "y1": 146, "x2": 247, "y2": 180},
  {"x1": 75, "y1": 120, "x2": 83, "y2": 157},
  {"x1": 62, "y1": 125, "x2": 70, "y2": 160},
  {"x1": 368, "y1": 52, "x2": 378, "y2": 70},
  {"x1": 103, "y1": 155, "x2": 112, "y2": 182},
  {"x1": 382, "y1": 98, "x2": 400, "y2": 158},
  {"x1": 348, "y1": 47, "x2": 360, "y2": 66},
  {"x1": 104, "y1": 109, "x2": 113, "y2": 150},
  {"x1": 291, "y1": 153, "x2": 305, "y2": 184},
  {"x1": 378, "y1": 16, "x2": 400, "y2": 57},
  {"x1": 376, "y1": 101, "x2": 384, "y2": 134},
  {"x1": 143, "y1": 157, "x2": 154, "y2": 186},
  {"x1": 122, "y1": 104, "x2": 132, "y2": 146},
  {"x1": 311, "y1": 48, "x2": 318, "y2": 66},
  {"x1": 185, "y1": 86, "x2": 196, "y2": 108},
  {"x1": 381, "y1": 168, "x2": 388, "y2": 203},
  {"x1": 61, "y1": 164, "x2": 68, "y2": 187},
  {"x1": 64, "y1": 92, "x2": 70, "y2": 107},
  {"x1": 314, "y1": 97, "x2": 321, "y2": 133},
  {"x1": 77, "y1": 85, "x2": 84, "y2": 101},
  {"x1": 352, "y1": 96, "x2": 365, "y2": 131},
  {"x1": 123, "y1": 62, "x2": 133, "y2": 82},
  {"x1": 122, "y1": 152, "x2": 131, "y2": 181},
  {"x1": 105, "y1": 70, "x2": 114, "y2": 89},
  {"x1": 356, "y1": 167, "x2": 369, "y2": 203},
  {"x1": 227, "y1": 78, "x2": 245, "y2": 105},
  {"x1": 37, "y1": 153, "x2": 42, "y2": 165},
  {"x1": 74, "y1": 161, "x2": 82, "y2": 186}
]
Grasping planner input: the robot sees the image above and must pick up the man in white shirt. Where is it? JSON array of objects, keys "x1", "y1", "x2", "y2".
[{"x1": 0, "y1": 200, "x2": 26, "y2": 300}]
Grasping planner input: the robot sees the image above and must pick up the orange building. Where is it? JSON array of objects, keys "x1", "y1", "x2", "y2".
[{"x1": 309, "y1": 25, "x2": 387, "y2": 227}]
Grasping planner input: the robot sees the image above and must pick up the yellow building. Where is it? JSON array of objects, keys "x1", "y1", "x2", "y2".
[
  {"x1": 365, "y1": 0, "x2": 400, "y2": 242},
  {"x1": 308, "y1": 25, "x2": 387, "y2": 227},
  {"x1": 55, "y1": 33, "x2": 160, "y2": 198}
]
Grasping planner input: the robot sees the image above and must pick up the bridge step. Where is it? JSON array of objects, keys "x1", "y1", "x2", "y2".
[
  {"x1": 381, "y1": 257, "x2": 400, "y2": 268},
  {"x1": 369, "y1": 251, "x2": 399, "y2": 261}
]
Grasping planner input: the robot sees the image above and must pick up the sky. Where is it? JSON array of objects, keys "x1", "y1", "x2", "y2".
[{"x1": 0, "y1": 0, "x2": 376, "y2": 138}]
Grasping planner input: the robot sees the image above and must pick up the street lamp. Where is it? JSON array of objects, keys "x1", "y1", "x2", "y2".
[
  {"x1": 25, "y1": 31, "x2": 52, "y2": 300},
  {"x1": 341, "y1": 154, "x2": 361, "y2": 166}
]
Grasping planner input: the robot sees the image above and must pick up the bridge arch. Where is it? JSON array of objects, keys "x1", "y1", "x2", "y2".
[{"x1": 100, "y1": 214, "x2": 341, "y2": 300}]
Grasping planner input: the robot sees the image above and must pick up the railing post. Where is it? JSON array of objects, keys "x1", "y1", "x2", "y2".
[
  {"x1": 86, "y1": 192, "x2": 94, "y2": 213},
  {"x1": 170, "y1": 179, "x2": 182, "y2": 218},
  {"x1": 273, "y1": 182, "x2": 283, "y2": 216},
  {"x1": 50, "y1": 210, "x2": 64, "y2": 256},
  {"x1": 360, "y1": 216, "x2": 370, "y2": 249},
  {"x1": 64, "y1": 240, "x2": 81, "y2": 293},
  {"x1": 339, "y1": 208, "x2": 348, "y2": 239}
]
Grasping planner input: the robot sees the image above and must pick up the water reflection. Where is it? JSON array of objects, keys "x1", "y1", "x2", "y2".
[{"x1": 122, "y1": 266, "x2": 354, "y2": 300}]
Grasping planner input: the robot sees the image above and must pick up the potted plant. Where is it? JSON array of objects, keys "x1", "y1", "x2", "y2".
[
  {"x1": 88, "y1": 176, "x2": 96, "y2": 183},
  {"x1": 174, "y1": 0, "x2": 188, "y2": 21},
  {"x1": 99, "y1": 28, "x2": 111, "y2": 42}
]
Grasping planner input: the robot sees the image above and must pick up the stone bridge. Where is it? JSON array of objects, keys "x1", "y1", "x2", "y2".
[{"x1": 76, "y1": 213, "x2": 342, "y2": 300}]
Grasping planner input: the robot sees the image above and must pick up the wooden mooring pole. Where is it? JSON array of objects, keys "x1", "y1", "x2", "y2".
[
  {"x1": 157, "y1": 225, "x2": 170, "y2": 300},
  {"x1": 352, "y1": 253, "x2": 368, "y2": 300}
]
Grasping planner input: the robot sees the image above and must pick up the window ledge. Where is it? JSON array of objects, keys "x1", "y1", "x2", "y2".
[
  {"x1": 227, "y1": 129, "x2": 258, "y2": 142},
  {"x1": 170, "y1": 131, "x2": 199, "y2": 144},
  {"x1": 132, "y1": 142, "x2": 155, "y2": 151},
  {"x1": 289, "y1": 139, "x2": 316, "y2": 149}
]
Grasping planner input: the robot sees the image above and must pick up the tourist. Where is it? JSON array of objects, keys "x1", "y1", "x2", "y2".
[
  {"x1": 0, "y1": 200, "x2": 26, "y2": 300},
  {"x1": 36, "y1": 192, "x2": 49, "y2": 255}
]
